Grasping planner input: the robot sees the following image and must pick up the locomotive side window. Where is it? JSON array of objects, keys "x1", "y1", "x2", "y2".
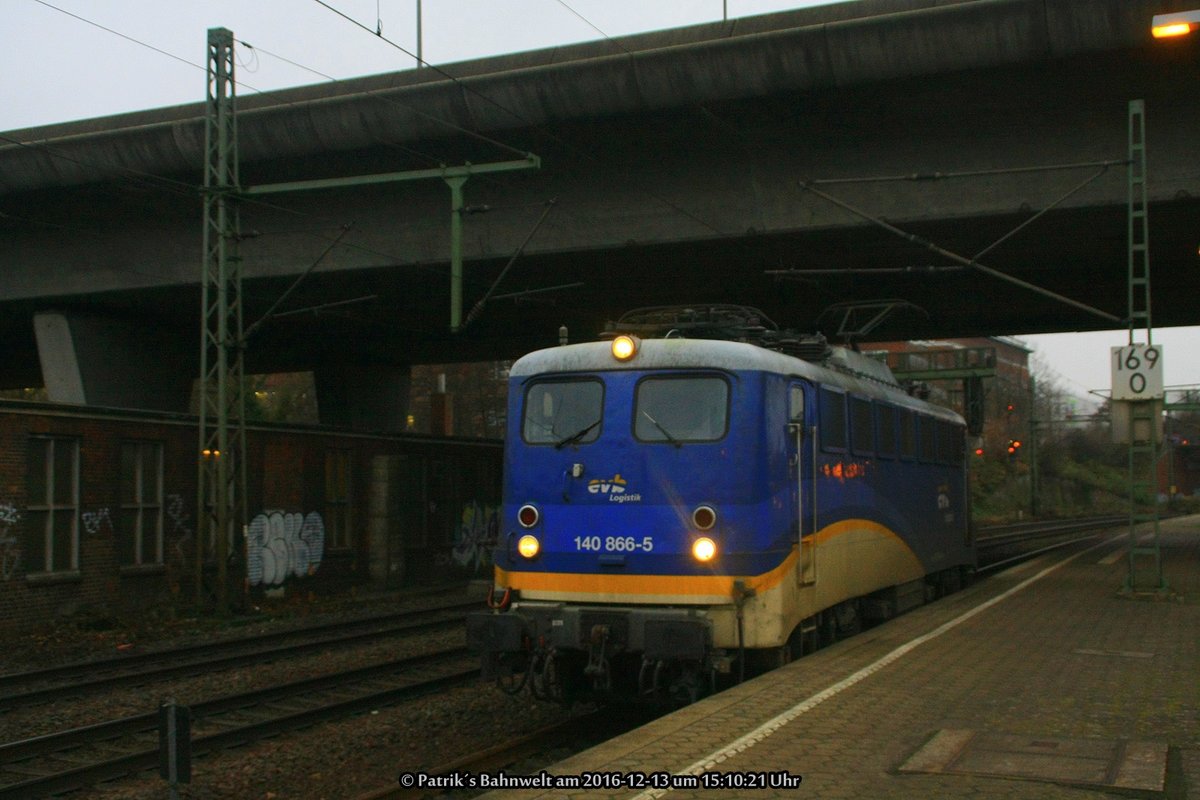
[
  {"x1": 877, "y1": 404, "x2": 896, "y2": 459},
  {"x1": 850, "y1": 397, "x2": 874, "y2": 456},
  {"x1": 523, "y1": 379, "x2": 604, "y2": 446},
  {"x1": 944, "y1": 423, "x2": 966, "y2": 465},
  {"x1": 634, "y1": 375, "x2": 728, "y2": 443},
  {"x1": 819, "y1": 388, "x2": 847, "y2": 451},
  {"x1": 935, "y1": 421, "x2": 956, "y2": 464},
  {"x1": 918, "y1": 415, "x2": 936, "y2": 462},
  {"x1": 898, "y1": 409, "x2": 916, "y2": 460}
]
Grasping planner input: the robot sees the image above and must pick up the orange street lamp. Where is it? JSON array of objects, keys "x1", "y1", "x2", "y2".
[{"x1": 1152, "y1": 10, "x2": 1200, "y2": 38}]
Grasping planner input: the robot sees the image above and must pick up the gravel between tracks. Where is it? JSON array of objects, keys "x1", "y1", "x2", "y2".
[
  {"x1": 90, "y1": 684, "x2": 572, "y2": 800},
  {"x1": 4, "y1": 584, "x2": 575, "y2": 799}
]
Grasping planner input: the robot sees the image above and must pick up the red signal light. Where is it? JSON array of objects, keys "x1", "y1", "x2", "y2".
[{"x1": 974, "y1": 448, "x2": 984, "y2": 457}]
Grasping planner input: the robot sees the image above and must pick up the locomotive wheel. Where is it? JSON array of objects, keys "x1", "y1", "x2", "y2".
[
  {"x1": 832, "y1": 601, "x2": 861, "y2": 638},
  {"x1": 495, "y1": 652, "x2": 532, "y2": 695},
  {"x1": 786, "y1": 616, "x2": 819, "y2": 659}
]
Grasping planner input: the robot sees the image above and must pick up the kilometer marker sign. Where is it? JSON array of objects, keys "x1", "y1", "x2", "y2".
[{"x1": 1111, "y1": 344, "x2": 1164, "y2": 400}]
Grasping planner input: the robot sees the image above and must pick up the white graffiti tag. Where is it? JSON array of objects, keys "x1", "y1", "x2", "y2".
[
  {"x1": 165, "y1": 493, "x2": 194, "y2": 567},
  {"x1": 82, "y1": 508, "x2": 113, "y2": 536},
  {"x1": 245, "y1": 511, "x2": 325, "y2": 587},
  {"x1": 451, "y1": 502, "x2": 498, "y2": 573},
  {"x1": 0, "y1": 503, "x2": 21, "y2": 581}
]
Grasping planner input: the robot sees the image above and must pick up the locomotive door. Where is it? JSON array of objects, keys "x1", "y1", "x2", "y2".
[{"x1": 788, "y1": 382, "x2": 817, "y2": 585}]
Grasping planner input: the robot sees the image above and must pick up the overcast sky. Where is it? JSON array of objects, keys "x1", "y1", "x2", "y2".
[{"x1": 4, "y1": 0, "x2": 1197, "y2": 399}]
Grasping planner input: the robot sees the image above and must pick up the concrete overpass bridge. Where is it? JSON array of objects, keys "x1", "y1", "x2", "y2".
[{"x1": 2, "y1": 0, "x2": 1198, "y2": 426}]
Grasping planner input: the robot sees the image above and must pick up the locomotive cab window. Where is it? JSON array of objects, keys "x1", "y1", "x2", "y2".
[
  {"x1": 523, "y1": 379, "x2": 604, "y2": 446},
  {"x1": 634, "y1": 375, "x2": 728, "y2": 443},
  {"x1": 819, "y1": 388, "x2": 847, "y2": 451},
  {"x1": 789, "y1": 385, "x2": 805, "y2": 425}
]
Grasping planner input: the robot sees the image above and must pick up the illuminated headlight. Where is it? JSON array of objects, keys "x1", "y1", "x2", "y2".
[
  {"x1": 611, "y1": 335, "x2": 639, "y2": 362},
  {"x1": 692, "y1": 537, "x2": 716, "y2": 562},
  {"x1": 517, "y1": 534, "x2": 541, "y2": 559}
]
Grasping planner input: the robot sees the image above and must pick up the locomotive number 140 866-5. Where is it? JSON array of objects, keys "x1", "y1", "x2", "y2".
[{"x1": 574, "y1": 536, "x2": 654, "y2": 552}]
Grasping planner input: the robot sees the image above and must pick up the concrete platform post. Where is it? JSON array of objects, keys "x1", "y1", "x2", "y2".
[
  {"x1": 368, "y1": 454, "x2": 406, "y2": 589},
  {"x1": 33, "y1": 311, "x2": 194, "y2": 411}
]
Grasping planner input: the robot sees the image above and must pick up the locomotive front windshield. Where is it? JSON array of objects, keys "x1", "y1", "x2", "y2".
[
  {"x1": 634, "y1": 375, "x2": 729, "y2": 443},
  {"x1": 523, "y1": 379, "x2": 604, "y2": 445}
]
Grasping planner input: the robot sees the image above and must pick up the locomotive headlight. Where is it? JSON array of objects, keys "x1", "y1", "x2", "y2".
[
  {"x1": 611, "y1": 335, "x2": 639, "y2": 362},
  {"x1": 517, "y1": 534, "x2": 541, "y2": 559},
  {"x1": 692, "y1": 537, "x2": 717, "y2": 562},
  {"x1": 692, "y1": 505, "x2": 717, "y2": 531},
  {"x1": 517, "y1": 504, "x2": 540, "y2": 528}
]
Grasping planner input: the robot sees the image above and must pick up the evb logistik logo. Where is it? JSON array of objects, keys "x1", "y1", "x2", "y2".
[{"x1": 587, "y1": 474, "x2": 641, "y2": 503}]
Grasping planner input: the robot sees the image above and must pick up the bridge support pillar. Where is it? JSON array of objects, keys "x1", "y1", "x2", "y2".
[
  {"x1": 313, "y1": 362, "x2": 411, "y2": 431},
  {"x1": 33, "y1": 311, "x2": 194, "y2": 411}
]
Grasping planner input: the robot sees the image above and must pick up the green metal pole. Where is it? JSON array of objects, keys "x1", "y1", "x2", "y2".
[
  {"x1": 446, "y1": 175, "x2": 468, "y2": 332},
  {"x1": 1028, "y1": 376, "x2": 1039, "y2": 517},
  {"x1": 245, "y1": 156, "x2": 540, "y2": 333},
  {"x1": 1123, "y1": 98, "x2": 1166, "y2": 594},
  {"x1": 199, "y1": 27, "x2": 244, "y2": 613}
]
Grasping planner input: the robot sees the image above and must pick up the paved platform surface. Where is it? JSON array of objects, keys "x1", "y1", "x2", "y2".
[{"x1": 479, "y1": 515, "x2": 1200, "y2": 799}]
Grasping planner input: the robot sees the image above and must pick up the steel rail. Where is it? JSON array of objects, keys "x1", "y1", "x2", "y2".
[
  {"x1": 975, "y1": 515, "x2": 1133, "y2": 571},
  {"x1": 0, "y1": 647, "x2": 476, "y2": 799},
  {"x1": 0, "y1": 601, "x2": 476, "y2": 709},
  {"x1": 976, "y1": 516, "x2": 1127, "y2": 551}
]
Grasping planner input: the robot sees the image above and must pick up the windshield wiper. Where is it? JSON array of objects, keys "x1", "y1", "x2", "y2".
[
  {"x1": 555, "y1": 419, "x2": 600, "y2": 449},
  {"x1": 641, "y1": 411, "x2": 682, "y2": 448}
]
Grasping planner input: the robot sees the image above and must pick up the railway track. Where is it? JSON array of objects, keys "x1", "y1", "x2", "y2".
[
  {"x1": 0, "y1": 516, "x2": 1136, "y2": 799},
  {"x1": 975, "y1": 514, "x2": 1127, "y2": 572},
  {"x1": 0, "y1": 599, "x2": 477, "y2": 711},
  {"x1": 0, "y1": 646, "x2": 478, "y2": 799}
]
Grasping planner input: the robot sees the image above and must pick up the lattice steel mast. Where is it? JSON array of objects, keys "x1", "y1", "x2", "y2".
[
  {"x1": 1123, "y1": 99, "x2": 1166, "y2": 594},
  {"x1": 197, "y1": 28, "x2": 247, "y2": 611}
]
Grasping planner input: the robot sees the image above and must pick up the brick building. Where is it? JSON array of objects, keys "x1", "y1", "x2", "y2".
[
  {"x1": 867, "y1": 337, "x2": 1033, "y2": 455},
  {"x1": 0, "y1": 400, "x2": 501, "y2": 630}
]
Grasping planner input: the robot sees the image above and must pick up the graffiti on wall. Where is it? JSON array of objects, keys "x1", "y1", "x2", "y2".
[
  {"x1": 451, "y1": 502, "x2": 499, "y2": 573},
  {"x1": 0, "y1": 503, "x2": 21, "y2": 581},
  {"x1": 165, "y1": 493, "x2": 193, "y2": 568},
  {"x1": 246, "y1": 511, "x2": 325, "y2": 587},
  {"x1": 81, "y1": 507, "x2": 113, "y2": 537}
]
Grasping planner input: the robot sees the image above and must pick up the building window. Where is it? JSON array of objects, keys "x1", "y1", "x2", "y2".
[
  {"x1": 325, "y1": 449, "x2": 351, "y2": 550},
  {"x1": 119, "y1": 441, "x2": 163, "y2": 566},
  {"x1": 27, "y1": 436, "x2": 80, "y2": 574}
]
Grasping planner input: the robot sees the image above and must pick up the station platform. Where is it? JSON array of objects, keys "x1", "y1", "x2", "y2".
[{"x1": 479, "y1": 515, "x2": 1200, "y2": 799}]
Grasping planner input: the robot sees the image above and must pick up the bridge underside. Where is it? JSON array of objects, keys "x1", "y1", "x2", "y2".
[
  {"x1": 3, "y1": 0, "x2": 1199, "y2": 415},
  {"x1": 2, "y1": 198, "x2": 1195, "y2": 390}
]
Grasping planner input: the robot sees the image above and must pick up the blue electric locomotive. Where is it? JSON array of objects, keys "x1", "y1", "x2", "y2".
[{"x1": 467, "y1": 306, "x2": 973, "y2": 702}]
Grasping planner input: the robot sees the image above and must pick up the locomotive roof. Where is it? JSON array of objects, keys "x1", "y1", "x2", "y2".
[{"x1": 510, "y1": 338, "x2": 964, "y2": 423}]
